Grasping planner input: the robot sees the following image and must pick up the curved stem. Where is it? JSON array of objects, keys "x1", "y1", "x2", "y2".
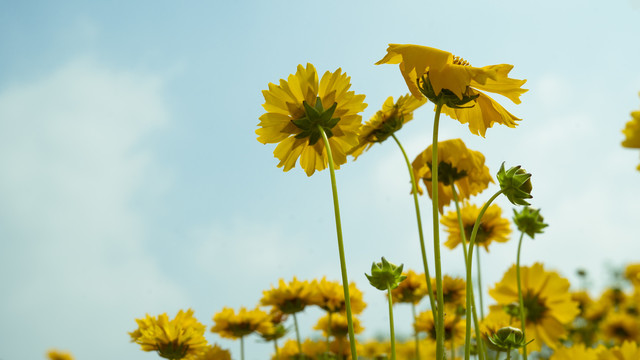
[
  {"x1": 464, "y1": 190, "x2": 505, "y2": 360},
  {"x1": 293, "y1": 312, "x2": 302, "y2": 354},
  {"x1": 392, "y1": 133, "x2": 437, "y2": 319},
  {"x1": 431, "y1": 101, "x2": 445, "y2": 360},
  {"x1": 387, "y1": 284, "x2": 397, "y2": 360},
  {"x1": 477, "y1": 250, "x2": 485, "y2": 321},
  {"x1": 318, "y1": 126, "x2": 358, "y2": 360},
  {"x1": 452, "y1": 187, "x2": 485, "y2": 360},
  {"x1": 516, "y1": 231, "x2": 528, "y2": 360},
  {"x1": 412, "y1": 302, "x2": 421, "y2": 360}
]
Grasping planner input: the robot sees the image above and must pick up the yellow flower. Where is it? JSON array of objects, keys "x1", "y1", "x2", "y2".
[
  {"x1": 549, "y1": 344, "x2": 600, "y2": 360},
  {"x1": 598, "y1": 341, "x2": 640, "y2": 360},
  {"x1": 489, "y1": 263, "x2": 580, "y2": 352},
  {"x1": 314, "y1": 312, "x2": 364, "y2": 337},
  {"x1": 211, "y1": 307, "x2": 273, "y2": 339},
  {"x1": 412, "y1": 139, "x2": 493, "y2": 213},
  {"x1": 129, "y1": 309, "x2": 208, "y2": 359},
  {"x1": 391, "y1": 269, "x2": 428, "y2": 304},
  {"x1": 191, "y1": 344, "x2": 232, "y2": 360},
  {"x1": 312, "y1": 277, "x2": 367, "y2": 314},
  {"x1": 601, "y1": 313, "x2": 640, "y2": 345},
  {"x1": 431, "y1": 275, "x2": 466, "y2": 310},
  {"x1": 257, "y1": 63, "x2": 367, "y2": 176},
  {"x1": 396, "y1": 339, "x2": 437, "y2": 360},
  {"x1": 414, "y1": 310, "x2": 465, "y2": 345},
  {"x1": 376, "y1": 44, "x2": 527, "y2": 137},
  {"x1": 46, "y1": 350, "x2": 74, "y2": 360},
  {"x1": 441, "y1": 202, "x2": 511, "y2": 251},
  {"x1": 274, "y1": 338, "x2": 328, "y2": 360},
  {"x1": 349, "y1": 94, "x2": 427, "y2": 159},
  {"x1": 358, "y1": 339, "x2": 391, "y2": 359},
  {"x1": 624, "y1": 263, "x2": 640, "y2": 287},
  {"x1": 260, "y1": 277, "x2": 319, "y2": 314},
  {"x1": 480, "y1": 308, "x2": 516, "y2": 351}
]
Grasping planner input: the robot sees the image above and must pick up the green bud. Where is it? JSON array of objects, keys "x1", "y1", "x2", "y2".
[
  {"x1": 417, "y1": 74, "x2": 478, "y2": 108},
  {"x1": 488, "y1": 326, "x2": 526, "y2": 352},
  {"x1": 365, "y1": 257, "x2": 407, "y2": 291},
  {"x1": 512, "y1": 206, "x2": 548, "y2": 239},
  {"x1": 497, "y1": 162, "x2": 533, "y2": 206}
]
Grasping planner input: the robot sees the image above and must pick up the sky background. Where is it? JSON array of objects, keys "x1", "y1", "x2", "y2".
[{"x1": 1, "y1": 1, "x2": 640, "y2": 359}]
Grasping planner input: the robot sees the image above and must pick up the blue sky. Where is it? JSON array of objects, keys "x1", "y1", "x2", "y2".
[{"x1": 1, "y1": 1, "x2": 640, "y2": 359}]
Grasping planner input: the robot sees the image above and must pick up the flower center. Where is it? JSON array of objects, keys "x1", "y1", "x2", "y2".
[
  {"x1": 523, "y1": 293, "x2": 547, "y2": 323},
  {"x1": 425, "y1": 161, "x2": 468, "y2": 185},
  {"x1": 157, "y1": 340, "x2": 189, "y2": 360},
  {"x1": 464, "y1": 225, "x2": 490, "y2": 244},
  {"x1": 452, "y1": 55, "x2": 470, "y2": 66},
  {"x1": 291, "y1": 97, "x2": 339, "y2": 146}
]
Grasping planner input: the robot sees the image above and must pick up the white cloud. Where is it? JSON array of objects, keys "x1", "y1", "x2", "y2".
[{"x1": 0, "y1": 59, "x2": 186, "y2": 360}]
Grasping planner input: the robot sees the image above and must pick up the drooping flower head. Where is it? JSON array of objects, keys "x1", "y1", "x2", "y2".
[
  {"x1": 46, "y1": 350, "x2": 74, "y2": 360},
  {"x1": 376, "y1": 44, "x2": 527, "y2": 137},
  {"x1": 441, "y1": 202, "x2": 511, "y2": 252},
  {"x1": 513, "y1": 206, "x2": 548, "y2": 239},
  {"x1": 621, "y1": 93, "x2": 640, "y2": 171},
  {"x1": 412, "y1": 139, "x2": 493, "y2": 213},
  {"x1": 211, "y1": 307, "x2": 273, "y2": 339},
  {"x1": 257, "y1": 63, "x2": 367, "y2": 176},
  {"x1": 260, "y1": 277, "x2": 319, "y2": 314},
  {"x1": 312, "y1": 277, "x2": 367, "y2": 314},
  {"x1": 489, "y1": 263, "x2": 580, "y2": 352},
  {"x1": 129, "y1": 309, "x2": 209, "y2": 359},
  {"x1": 365, "y1": 257, "x2": 407, "y2": 291},
  {"x1": 349, "y1": 94, "x2": 427, "y2": 159},
  {"x1": 391, "y1": 269, "x2": 428, "y2": 304}
]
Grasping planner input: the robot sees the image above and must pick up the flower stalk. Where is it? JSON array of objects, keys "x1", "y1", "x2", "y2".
[{"x1": 516, "y1": 231, "x2": 528, "y2": 360}]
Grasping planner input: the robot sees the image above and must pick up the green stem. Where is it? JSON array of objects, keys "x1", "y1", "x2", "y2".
[
  {"x1": 392, "y1": 133, "x2": 437, "y2": 320},
  {"x1": 431, "y1": 101, "x2": 445, "y2": 360},
  {"x1": 318, "y1": 126, "x2": 358, "y2": 360},
  {"x1": 477, "y1": 250, "x2": 485, "y2": 321},
  {"x1": 387, "y1": 284, "x2": 397, "y2": 360},
  {"x1": 451, "y1": 187, "x2": 485, "y2": 360},
  {"x1": 293, "y1": 312, "x2": 302, "y2": 354},
  {"x1": 516, "y1": 231, "x2": 528, "y2": 360},
  {"x1": 412, "y1": 302, "x2": 421, "y2": 360},
  {"x1": 240, "y1": 335, "x2": 245, "y2": 360},
  {"x1": 464, "y1": 190, "x2": 505, "y2": 360},
  {"x1": 506, "y1": 347, "x2": 511, "y2": 360}
]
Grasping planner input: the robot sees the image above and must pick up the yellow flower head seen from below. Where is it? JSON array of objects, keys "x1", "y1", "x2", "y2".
[
  {"x1": 46, "y1": 350, "x2": 74, "y2": 360},
  {"x1": 549, "y1": 344, "x2": 600, "y2": 360},
  {"x1": 376, "y1": 44, "x2": 527, "y2": 137},
  {"x1": 314, "y1": 312, "x2": 364, "y2": 338},
  {"x1": 489, "y1": 263, "x2": 580, "y2": 352},
  {"x1": 211, "y1": 306, "x2": 273, "y2": 339},
  {"x1": 129, "y1": 309, "x2": 208, "y2": 360},
  {"x1": 598, "y1": 341, "x2": 640, "y2": 360},
  {"x1": 391, "y1": 269, "x2": 428, "y2": 304},
  {"x1": 260, "y1": 277, "x2": 318, "y2": 314},
  {"x1": 412, "y1": 138, "x2": 493, "y2": 213},
  {"x1": 191, "y1": 344, "x2": 232, "y2": 360},
  {"x1": 274, "y1": 339, "x2": 328, "y2": 360},
  {"x1": 414, "y1": 309, "x2": 465, "y2": 345},
  {"x1": 312, "y1": 277, "x2": 367, "y2": 314},
  {"x1": 601, "y1": 312, "x2": 640, "y2": 345},
  {"x1": 349, "y1": 94, "x2": 427, "y2": 159},
  {"x1": 431, "y1": 275, "x2": 466, "y2": 310},
  {"x1": 624, "y1": 263, "x2": 640, "y2": 287},
  {"x1": 441, "y1": 202, "x2": 511, "y2": 252},
  {"x1": 257, "y1": 63, "x2": 367, "y2": 176}
]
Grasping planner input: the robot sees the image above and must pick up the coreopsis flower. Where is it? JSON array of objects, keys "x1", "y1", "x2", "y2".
[
  {"x1": 260, "y1": 277, "x2": 319, "y2": 314},
  {"x1": 376, "y1": 44, "x2": 527, "y2": 137},
  {"x1": 598, "y1": 341, "x2": 640, "y2": 360},
  {"x1": 349, "y1": 94, "x2": 426, "y2": 159},
  {"x1": 314, "y1": 312, "x2": 364, "y2": 337},
  {"x1": 431, "y1": 275, "x2": 466, "y2": 310},
  {"x1": 571, "y1": 291, "x2": 594, "y2": 317},
  {"x1": 549, "y1": 344, "x2": 600, "y2": 360},
  {"x1": 358, "y1": 339, "x2": 391, "y2": 359},
  {"x1": 330, "y1": 338, "x2": 355, "y2": 359},
  {"x1": 412, "y1": 138, "x2": 493, "y2": 213},
  {"x1": 257, "y1": 63, "x2": 367, "y2": 176},
  {"x1": 489, "y1": 263, "x2": 580, "y2": 351},
  {"x1": 440, "y1": 202, "x2": 511, "y2": 251},
  {"x1": 129, "y1": 309, "x2": 208, "y2": 359},
  {"x1": 46, "y1": 350, "x2": 74, "y2": 360},
  {"x1": 600, "y1": 287, "x2": 627, "y2": 310},
  {"x1": 211, "y1": 307, "x2": 273, "y2": 339},
  {"x1": 312, "y1": 277, "x2": 367, "y2": 314},
  {"x1": 414, "y1": 310, "x2": 465, "y2": 345},
  {"x1": 601, "y1": 313, "x2": 640, "y2": 345},
  {"x1": 621, "y1": 95, "x2": 640, "y2": 171},
  {"x1": 391, "y1": 269, "x2": 428, "y2": 304},
  {"x1": 395, "y1": 339, "x2": 437, "y2": 360},
  {"x1": 624, "y1": 263, "x2": 640, "y2": 287},
  {"x1": 274, "y1": 339, "x2": 328, "y2": 360},
  {"x1": 480, "y1": 309, "x2": 515, "y2": 351},
  {"x1": 191, "y1": 344, "x2": 232, "y2": 360}
]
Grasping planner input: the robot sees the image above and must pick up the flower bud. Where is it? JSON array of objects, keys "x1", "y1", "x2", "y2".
[
  {"x1": 512, "y1": 206, "x2": 548, "y2": 239},
  {"x1": 497, "y1": 162, "x2": 533, "y2": 206},
  {"x1": 488, "y1": 326, "x2": 526, "y2": 352},
  {"x1": 365, "y1": 257, "x2": 407, "y2": 291}
]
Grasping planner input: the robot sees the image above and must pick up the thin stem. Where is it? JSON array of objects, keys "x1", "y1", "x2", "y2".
[
  {"x1": 387, "y1": 284, "x2": 397, "y2": 360},
  {"x1": 477, "y1": 250, "x2": 485, "y2": 320},
  {"x1": 318, "y1": 126, "x2": 358, "y2": 360},
  {"x1": 464, "y1": 190, "x2": 505, "y2": 360},
  {"x1": 431, "y1": 101, "x2": 445, "y2": 360},
  {"x1": 293, "y1": 312, "x2": 302, "y2": 354},
  {"x1": 240, "y1": 335, "x2": 245, "y2": 360},
  {"x1": 392, "y1": 133, "x2": 437, "y2": 319},
  {"x1": 452, "y1": 187, "x2": 486, "y2": 360},
  {"x1": 412, "y1": 302, "x2": 421, "y2": 360},
  {"x1": 506, "y1": 348, "x2": 512, "y2": 360},
  {"x1": 516, "y1": 231, "x2": 528, "y2": 360}
]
